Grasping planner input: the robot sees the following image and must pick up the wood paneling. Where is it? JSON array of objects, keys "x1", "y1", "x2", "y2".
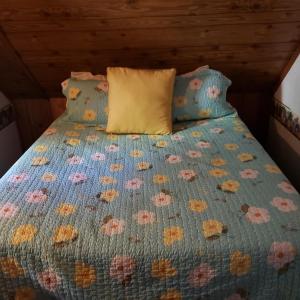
[
  {"x1": 0, "y1": 0, "x2": 299, "y2": 147},
  {"x1": 0, "y1": 0, "x2": 299, "y2": 97},
  {"x1": 0, "y1": 28, "x2": 45, "y2": 98},
  {"x1": 12, "y1": 99, "x2": 52, "y2": 149}
]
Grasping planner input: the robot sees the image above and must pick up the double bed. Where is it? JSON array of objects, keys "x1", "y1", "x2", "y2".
[{"x1": 0, "y1": 112, "x2": 299, "y2": 299}]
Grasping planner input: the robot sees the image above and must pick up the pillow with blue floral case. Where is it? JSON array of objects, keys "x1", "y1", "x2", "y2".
[
  {"x1": 62, "y1": 76, "x2": 108, "y2": 125},
  {"x1": 173, "y1": 68, "x2": 235, "y2": 121}
]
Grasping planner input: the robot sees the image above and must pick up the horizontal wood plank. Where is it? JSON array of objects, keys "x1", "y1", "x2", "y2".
[
  {"x1": 7, "y1": 23, "x2": 300, "y2": 52},
  {"x1": 1, "y1": 0, "x2": 300, "y2": 21},
  {"x1": 3, "y1": 11, "x2": 300, "y2": 33}
]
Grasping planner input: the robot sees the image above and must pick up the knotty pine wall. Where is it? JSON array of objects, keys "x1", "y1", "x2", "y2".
[{"x1": 0, "y1": 0, "x2": 299, "y2": 149}]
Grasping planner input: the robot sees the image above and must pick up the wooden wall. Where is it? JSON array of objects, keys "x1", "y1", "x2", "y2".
[{"x1": 0, "y1": 0, "x2": 299, "y2": 148}]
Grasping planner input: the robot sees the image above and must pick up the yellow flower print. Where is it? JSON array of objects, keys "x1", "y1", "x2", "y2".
[
  {"x1": 238, "y1": 153, "x2": 255, "y2": 162},
  {"x1": 74, "y1": 124, "x2": 86, "y2": 130},
  {"x1": 107, "y1": 134, "x2": 118, "y2": 141},
  {"x1": 265, "y1": 164, "x2": 281, "y2": 174},
  {"x1": 31, "y1": 157, "x2": 49, "y2": 166},
  {"x1": 66, "y1": 138, "x2": 81, "y2": 146},
  {"x1": 163, "y1": 226, "x2": 183, "y2": 246},
  {"x1": 202, "y1": 219, "x2": 224, "y2": 239},
  {"x1": 155, "y1": 141, "x2": 168, "y2": 148},
  {"x1": 191, "y1": 131, "x2": 203, "y2": 138},
  {"x1": 100, "y1": 176, "x2": 117, "y2": 185},
  {"x1": 69, "y1": 87, "x2": 81, "y2": 100},
  {"x1": 41, "y1": 172, "x2": 57, "y2": 182},
  {"x1": 34, "y1": 145, "x2": 48, "y2": 153},
  {"x1": 198, "y1": 109, "x2": 211, "y2": 118},
  {"x1": 149, "y1": 134, "x2": 161, "y2": 140},
  {"x1": 104, "y1": 105, "x2": 109, "y2": 116},
  {"x1": 14, "y1": 287, "x2": 36, "y2": 300},
  {"x1": 234, "y1": 126, "x2": 245, "y2": 132},
  {"x1": 130, "y1": 150, "x2": 143, "y2": 157},
  {"x1": 136, "y1": 162, "x2": 152, "y2": 171},
  {"x1": 218, "y1": 180, "x2": 240, "y2": 193},
  {"x1": 75, "y1": 262, "x2": 96, "y2": 288},
  {"x1": 160, "y1": 288, "x2": 182, "y2": 300},
  {"x1": 224, "y1": 143, "x2": 239, "y2": 151},
  {"x1": 83, "y1": 109, "x2": 97, "y2": 121},
  {"x1": 100, "y1": 189, "x2": 119, "y2": 202},
  {"x1": 244, "y1": 132, "x2": 254, "y2": 140},
  {"x1": 209, "y1": 169, "x2": 229, "y2": 177},
  {"x1": 11, "y1": 224, "x2": 37, "y2": 245},
  {"x1": 56, "y1": 203, "x2": 76, "y2": 216},
  {"x1": 53, "y1": 225, "x2": 78, "y2": 245},
  {"x1": 0, "y1": 257, "x2": 24, "y2": 278},
  {"x1": 95, "y1": 126, "x2": 105, "y2": 132},
  {"x1": 211, "y1": 158, "x2": 226, "y2": 167},
  {"x1": 189, "y1": 200, "x2": 208, "y2": 213},
  {"x1": 110, "y1": 163, "x2": 124, "y2": 172},
  {"x1": 153, "y1": 174, "x2": 169, "y2": 184},
  {"x1": 230, "y1": 251, "x2": 251, "y2": 276},
  {"x1": 65, "y1": 131, "x2": 80, "y2": 137},
  {"x1": 174, "y1": 96, "x2": 187, "y2": 108},
  {"x1": 151, "y1": 259, "x2": 177, "y2": 279}
]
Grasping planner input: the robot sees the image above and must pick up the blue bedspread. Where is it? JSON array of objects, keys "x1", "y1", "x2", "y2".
[{"x1": 0, "y1": 114, "x2": 299, "y2": 300}]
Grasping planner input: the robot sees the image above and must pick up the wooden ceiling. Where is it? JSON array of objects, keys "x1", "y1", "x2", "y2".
[{"x1": 0, "y1": 0, "x2": 300, "y2": 99}]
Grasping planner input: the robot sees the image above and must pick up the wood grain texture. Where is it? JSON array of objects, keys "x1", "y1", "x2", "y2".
[
  {"x1": 0, "y1": 0, "x2": 299, "y2": 147},
  {"x1": 12, "y1": 98, "x2": 52, "y2": 149},
  {"x1": 0, "y1": 28, "x2": 45, "y2": 98}
]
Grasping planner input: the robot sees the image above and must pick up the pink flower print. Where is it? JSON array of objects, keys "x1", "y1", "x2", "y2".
[
  {"x1": 210, "y1": 127, "x2": 223, "y2": 134},
  {"x1": 68, "y1": 172, "x2": 87, "y2": 184},
  {"x1": 101, "y1": 218, "x2": 125, "y2": 236},
  {"x1": 186, "y1": 150, "x2": 202, "y2": 158},
  {"x1": 240, "y1": 169, "x2": 259, "y2": 179},
  {"x1": 267, "y1": 242, "x2": 296, "y2": 270},
  {"x1": 152, "y1": 192, "x2": 172, "y2": 207},
  {"x1": 207, "y1": 86, "x2": 221, "y2": 99},
  {"x1": 166, "y1": 155, "x2": 182, "y2": 164},
  {"x1": 0, "y1": 203, "x2": 18, "y2": 218},
  {"x1": 8, "y1": 173, "x2": 28, "y2": 184},
  {"x1": 278, "y1": 181, "x2": 297, "y2": 194},
  {"x1": 37, "y1": 269, "x2": 61, "y2": 291},
  {"x1": 171, "y1": 134, "x2": 184, "y2": 141},
  {"x1": 178, "y1": 169, "x2": 197, "y2": 181},
  {"x1": 67, "y1": 155, "x2": 83, "y2": 165},
  {"x1": 109, "y1": 256, "x2": 136, "y2": 282},
  {"x1": 245, "y1": 207, "x2": 270, "y2": 224},
  {"x1": 105, "y1": 144, "x2": 119, "y2": 153},
  {"x1": 196, "y1": 141, "x2": 211, "y2": 149},
  {"x1": 188, "y1": 263, "x2": 216, "y2": 287},
  {"x1": 91, "y1": 152, "x2": 106, "y2": 161},
  {"x1": 128, "y1": 134, "x2": 140, "y2": 140},
  {"x1": 44, "y1": 128, "x2": 57, "y2": 136},
  {"x1": 189, "y1": 78, "x2": 203, "y2": 90},
  {"x1": 125, "y1": 178, "x2": 143, "y2": 190},
  {"x1": 133, "y1": 210, "x2": 156, "y2": 225},
  {"x1": 26, "y1": 190, "x2": 47, "y2": 203},
  {"x1": 271, "y1": 197, "x2": 297, "y2": 212},
  {"x1": 96, "y1": 80, "x2": 109, "y2": 93}
]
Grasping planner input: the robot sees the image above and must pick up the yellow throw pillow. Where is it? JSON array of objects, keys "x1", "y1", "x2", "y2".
[{"x1": 106, "y1": 67, "x2": 176, "y2": 134}]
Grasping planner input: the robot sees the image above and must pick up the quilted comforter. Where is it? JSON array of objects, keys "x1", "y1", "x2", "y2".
[{"x1": 0, "y1": 113, "x2": 299, "y2": 300}]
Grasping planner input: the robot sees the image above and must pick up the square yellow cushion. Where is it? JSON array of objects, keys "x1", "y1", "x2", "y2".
[{"x1": 106, "y1": 67, "x2": 176, "y2": 134}]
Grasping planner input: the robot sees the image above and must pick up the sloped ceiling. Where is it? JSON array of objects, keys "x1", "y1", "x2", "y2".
[{"x1": 0, "y1": 0, "x2": 299, "y2": 99}]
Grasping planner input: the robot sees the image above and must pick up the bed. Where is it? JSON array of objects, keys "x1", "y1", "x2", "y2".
[{"x1": 0, "y1": 112, "x2": 299, "y2": 300}]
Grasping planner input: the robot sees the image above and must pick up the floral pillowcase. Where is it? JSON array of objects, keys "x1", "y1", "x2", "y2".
[
  {"x1": 172, "y1": 68, "x2": 235, "y2": 121},
  {"x1": 62, "y1": 74, "x2": 109, "y2": 125}
]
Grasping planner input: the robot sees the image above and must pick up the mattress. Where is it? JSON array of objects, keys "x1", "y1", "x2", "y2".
[{"x1": 0, "y1": 113, "x2": 299, "y2": 300}]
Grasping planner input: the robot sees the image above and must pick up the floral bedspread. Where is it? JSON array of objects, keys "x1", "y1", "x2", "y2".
[{"x1": 0, "y1": 113, "x2": 299, "y2": 300}]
